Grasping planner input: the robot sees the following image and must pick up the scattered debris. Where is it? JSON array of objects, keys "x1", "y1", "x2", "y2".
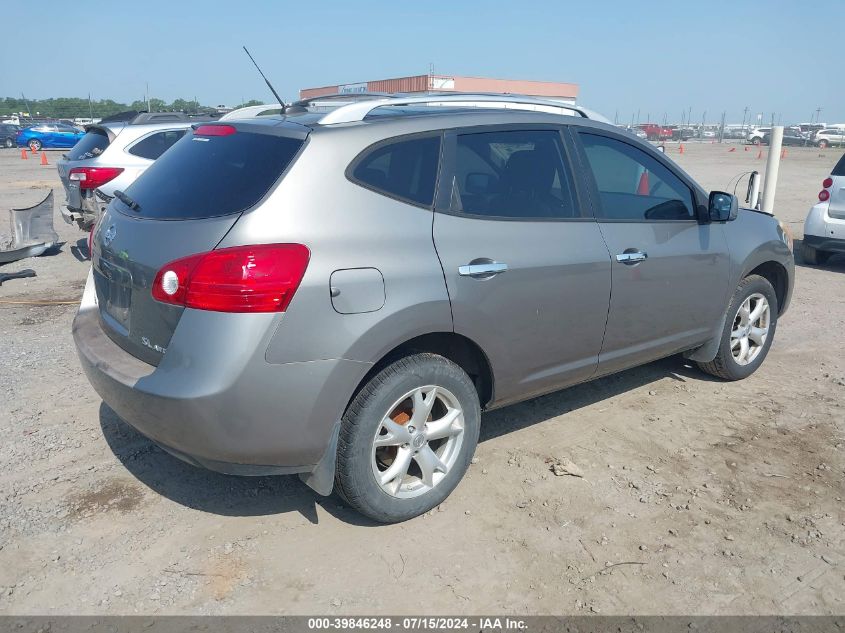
[
  {"x1": 551, "y1": 458, "x2": 583, "y2": 478},
  {"x1": 0, "y1": 190, "x2": 58, "y2": 263},
  {"x1": 0, "y1": 269, "x2": 36, "y2": 286}
]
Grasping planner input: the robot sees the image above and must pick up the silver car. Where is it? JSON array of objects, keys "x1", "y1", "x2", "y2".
[
  {"x1": 56, "y1": 112, "x2": 213, "y2": 230},
  {"x1": 73, "y1": 95, "x2": 794, "y2": 523}
]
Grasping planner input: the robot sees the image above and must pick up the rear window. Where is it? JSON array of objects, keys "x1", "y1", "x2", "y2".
[
  {"x1": 67, "y1": 128, "x2": 110, "y2": 160},
  {"x1": 832, "y1": 153, "x2": 845, "y2": 177},
  {"x1": 127, "y1": 129, "x2": 187, "y2": 160},
  {"x1": 120, "y1": 127, "x2": 303, "y2": 219}
]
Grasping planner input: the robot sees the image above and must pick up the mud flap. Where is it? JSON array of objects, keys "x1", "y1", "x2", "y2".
[
  {"x1": 684, "y1": 309, "x2": 728, "y2": 363},
  {"x1": 298, "y1": 419, "x2": 340, "y2": 496}
]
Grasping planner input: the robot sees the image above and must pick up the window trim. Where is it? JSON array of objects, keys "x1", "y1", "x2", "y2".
[
  {"x1": 571, "y1": 127, "x2": 707, "y2": 224},
  {"x1": 124, "y1": 127, "x2": 189, "y2": 161},
  {"x1": 434, "y1": 123, "x2": 593, "y2": 223},
  {"x1": 345, "y1": 131, "x2": 445, "y2": 210}
]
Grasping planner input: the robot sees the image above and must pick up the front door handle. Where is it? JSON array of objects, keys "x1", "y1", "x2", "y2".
[
  {"x1": 615, "y1": 251, "x2": 648, "y2": 265},
  {"x1": 458, "y1": 261, "x2": 509, "y2": 278}
]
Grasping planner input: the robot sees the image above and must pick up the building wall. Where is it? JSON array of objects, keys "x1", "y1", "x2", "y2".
[{"x1": 300, "y1": 74, "x2": 578, "y2": 101}]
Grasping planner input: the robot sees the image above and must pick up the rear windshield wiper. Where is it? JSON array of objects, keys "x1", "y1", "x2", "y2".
[{"x1": 114, "y1": 190, "x2": 141, "y2": 212}]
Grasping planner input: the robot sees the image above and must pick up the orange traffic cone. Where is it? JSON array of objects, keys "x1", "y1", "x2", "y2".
[
  {"x1": 744, "y1": 146, "x2": 749, "y2": 151},
  {"x1": 728, "y1": 147, "x2": 736, "y2": 152},
  {"x1": 30, "y1": 145, "x2": 36, "y2": 155},
  {"x1": 40, "y1": 152, "x2": 49, "y2": 166},
  {"x1": 636, "y1": 170, "x2": 650, "y2": 195},
  {"x1": 20, "y1": 148, "x2": 27, "y2": 160},
  {"x1": 756, "y1": 149, "x2": 763, "y2": 159},
  {"x1": 780, "y1": 148, "x2": 787, "y2": 159},
  {"x1": 679, "y1": 144, "x2": 685, "y2": 154}
]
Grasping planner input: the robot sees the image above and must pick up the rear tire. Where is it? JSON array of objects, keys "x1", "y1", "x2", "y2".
[
  {"x1": 818, "y1": 140, "x2": 829, "y2": 149},
  {"x1": 752, "y1": 137, "x2": 761, "y2": 145},
  {"x1": 697, "y1": 275, "x2": 778, "y2": 381},
  {"x1": 28, "y1": 139, "x2": 42, "y2": 151},
  {"x1": 335, "y1": 353, "x2": 481, "y2": 523},
  {"x1": 802, "y1": 243, "x2": 830, "y2": 265}
]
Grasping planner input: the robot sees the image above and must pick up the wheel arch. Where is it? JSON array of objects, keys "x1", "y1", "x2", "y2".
[
  {"x1": 743, "y1": 259, "x2": 790, "y2": 315},
  {"x1": 348, "y1": 332, "x2": 495, "y2": 412}
]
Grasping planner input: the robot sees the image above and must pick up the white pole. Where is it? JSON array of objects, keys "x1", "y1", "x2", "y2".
[{"x1": 761, "y1": 126, "x2": 783, "y2": 214}]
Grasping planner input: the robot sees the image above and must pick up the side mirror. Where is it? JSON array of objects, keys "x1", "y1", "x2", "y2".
[{"x1": 708, "y1": 191, "x2": 738, "y2": 222}]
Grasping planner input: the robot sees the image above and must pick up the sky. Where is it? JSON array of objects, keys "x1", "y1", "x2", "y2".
[{"x1": 2, "y1": 0, "x2": 843, "y2": 125}]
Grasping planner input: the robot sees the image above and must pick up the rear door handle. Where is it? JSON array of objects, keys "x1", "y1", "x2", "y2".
[
  {"x1": 458, "y1": 262, "x2": 509, "y2": 277},
  {"x1": 615, "y1": 251, "x2": 648, "y2": 264}
]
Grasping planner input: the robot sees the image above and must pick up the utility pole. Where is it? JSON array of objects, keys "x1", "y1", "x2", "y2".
[
  {"x1": 145, "y1": 82, "x2": 150, "y2": 112},
  {"x1": 815, "y1": 106, "x2": 822, "y2": 124},
  {"x1": 701, "y1": 110, "x2": 707, "y2": 138},
  {"x1": 718, "y1": 111, "x2": 726, "y2": 143},
  {"x1": 88, "y1": 93, "x2": 93, "y2": 120},
  {"x1": 614, "y1": 109, "x2": 618, "y2": 125},
  {"x1": 636, "y1": 109, "x2": 640, "y2": 125},
  {"x1": 741, "y1": 106, "x2": 749, "y2": 133}
]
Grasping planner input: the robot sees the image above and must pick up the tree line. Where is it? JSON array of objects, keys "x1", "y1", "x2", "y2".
[{"x1": 1, "y1": 97, "x2": 266, "y2": 119}]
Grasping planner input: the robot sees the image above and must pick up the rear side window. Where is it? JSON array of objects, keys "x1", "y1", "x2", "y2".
[
  {"x1": 579, "y1": 133, "x2": 695, "y2": 221},
  {"x1": 120, "y1": 128, "x2": 303, "y2": 219},
  {"x1": 351, "y1": 135, "x2": 441, "y2": 207},
  {"x1": 450, "y1": 129, "x2": 578, "y2": 219},
  {"x1": 128, "y1": 130, "x2": 187, "y2": 160},
  {"x1": 833, "y1": 153, "x2": 845, "y2": 177},
  {"x1": 67, "y1": 128, "x2": 110, "y2": 160}
]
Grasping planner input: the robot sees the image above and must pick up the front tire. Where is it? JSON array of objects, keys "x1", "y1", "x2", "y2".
[
  {"x1": 697, "y1": 275, "x2": 778, "y2": 381},
  {"x1": 28, "y1": 139, "x2": 42, "y2": 151},
  {"x1": 3, "y1": 137, "x2": 12, "y2": 148},
  {"x1": 818, "y1": 140, "x2": 829, "y2": 149},
  {"x1": 335, "y1": 353, "x2": 481, "y2": 523}
]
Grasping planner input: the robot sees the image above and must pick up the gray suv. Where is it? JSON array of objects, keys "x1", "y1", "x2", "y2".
[{"x1": 73, "y1": 95, "x2": 794, "y2": 523}]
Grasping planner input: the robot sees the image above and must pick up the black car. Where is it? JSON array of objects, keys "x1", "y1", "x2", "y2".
[
  {"x1": 1, "y1": 123, "x2": 20, "y2": 148},
  {"x1": 761, "y1": 129, "x2": 807, "y2": 147}
]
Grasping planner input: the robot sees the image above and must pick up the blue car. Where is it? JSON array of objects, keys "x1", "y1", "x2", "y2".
[{"x1": 16, "y1": 123, "x2": 85, "y2": 151}]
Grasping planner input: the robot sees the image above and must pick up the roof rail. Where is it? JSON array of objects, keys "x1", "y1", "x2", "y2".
[{"x1": 317, "y1": 93, "x2": 598, "y2": 125}]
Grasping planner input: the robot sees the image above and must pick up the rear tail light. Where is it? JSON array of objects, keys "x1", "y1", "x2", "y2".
[
  {"x1": 69, "y1": 167, "x2": 124, "y2": 190},
  {"x1": 151, "y1": 244, "x2": 310, "y2": 313},
  {"x1": 819, "y1": 177, "x2": 834, "y2": 202}
]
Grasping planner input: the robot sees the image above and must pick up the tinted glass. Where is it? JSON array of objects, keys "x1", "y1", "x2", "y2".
[
  {"x1": 352, "y1": 135, "x2": 440, "y2": 206},
  {"x1": 832, "y1": 153, "x2": 845, "y2": 177},
  {"x1": 451, "y1": 129, "x2": 577, "y2": 219},
  {"x1": 67, "y1": 128, "x2": 110, "y2": 160},
  {"x1": 579, "y1": 133, "x2": 695, "y2": 221},
  {"x1": 120, "y1": 129, "x2": 303, "y2": 219},
  {"x1": 128, "y1": 129, "x2": 187, "y2": 160}
]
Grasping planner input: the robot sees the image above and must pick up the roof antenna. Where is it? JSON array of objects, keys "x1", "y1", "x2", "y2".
[{"x1": 242, "y1": 46, "x2": 286, "y2": 111}]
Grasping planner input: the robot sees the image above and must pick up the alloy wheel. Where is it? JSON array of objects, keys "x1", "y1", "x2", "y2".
[
  {"x1": 371, "y1": 385, "x2": 465, "y2": 499},
  {"x1": 730, "y1": 293, "x2": 770, "y2": 366}
]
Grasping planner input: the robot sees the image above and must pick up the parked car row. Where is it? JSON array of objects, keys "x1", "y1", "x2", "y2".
[{"x1": 69, "y1": 93, "x2": 794, "y2": 523}]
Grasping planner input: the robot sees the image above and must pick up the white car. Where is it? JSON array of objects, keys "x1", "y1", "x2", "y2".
[
  {"x1": 803, "y1": 153, "x2": 845, "y2": 264},
  {"x1": 813, "y1": 128, "x2": 845, "y2": 149},
  {"x1": 747, "y1": 127, "x2": 770, "y2": 145}
]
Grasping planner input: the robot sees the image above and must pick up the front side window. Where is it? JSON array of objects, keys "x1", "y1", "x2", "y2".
[
  {"x1": 578, "y1": 132, "x2": 695, "y2": 221},
  {"x1": 128, "y1": 129, "x2": 187, "y2": 160},
  {"x1": 351, "y1": 135, "x2": 441, "y2": 206},
  {"x1": 450, "y1": 129, "x2": 577, "y2": 219}
]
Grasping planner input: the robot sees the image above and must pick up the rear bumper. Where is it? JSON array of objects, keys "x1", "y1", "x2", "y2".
[
  {"x1": 803, "y1": 233, "x2": 845, "y2": 254},
  {"x1": 72, "y1": 271, "x2": 370, "y2": 475}
]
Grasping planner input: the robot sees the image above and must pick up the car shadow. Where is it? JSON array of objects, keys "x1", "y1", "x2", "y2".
[
  {"x1": 793, "y1": 238, "x2": 845, "y2": 270},
  {"x1": 69, "y1": 237, "x2": 89, "y2": 262},
  {"x1": 100, "y1": 355, "x2": 707, "y2": 525}
]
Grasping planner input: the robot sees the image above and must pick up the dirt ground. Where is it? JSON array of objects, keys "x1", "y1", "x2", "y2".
[{"x1": 0, "y1": 141, "x2": 843, "y2": 615}]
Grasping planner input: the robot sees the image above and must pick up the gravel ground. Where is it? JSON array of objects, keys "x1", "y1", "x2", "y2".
[{"x1": 0, "y1": 142, "x2": 843, "y2": 615}]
